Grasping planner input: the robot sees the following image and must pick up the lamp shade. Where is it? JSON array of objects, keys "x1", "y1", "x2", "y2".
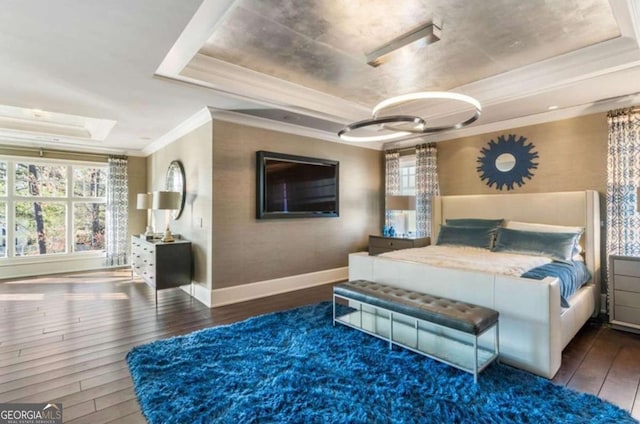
[
  {"x1": 136, "y1": 193, "x2": 152, "y2": 210},
  {"x1": 152, "y1": 191, "x2": 180, "y2": 210},
  {"x1": 386, "y1": 195, "x2": 416, "y2": 210}
]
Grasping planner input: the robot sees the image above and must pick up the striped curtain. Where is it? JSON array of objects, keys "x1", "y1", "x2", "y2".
[
  {"x1": 106, "y1": 156, "x2": 129, "y2": 266},
  {"x1": 415, "y1": 143, "x2": 440, "y2": 238},
  {"x1": 384, "y1": 151, "x2": 400, "y2": 229},
  {"x1": 607, "y1": 108, "x2": 640, "y2": 257}
]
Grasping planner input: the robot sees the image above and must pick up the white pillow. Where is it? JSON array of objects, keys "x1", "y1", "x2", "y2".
[{"x1": 504, "y1": 221, "x2": 584, "y2": 260}]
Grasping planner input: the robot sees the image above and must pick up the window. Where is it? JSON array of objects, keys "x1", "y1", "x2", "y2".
[
  {"x1": 399, "y1": 162, "x2": 416, "y2": 195},
  {"x1": 0, "y1": 157, "x2": 107, "y2": 259},
  {"x1": 399, "y1": 154, "x2": 417, "y2": 235}
]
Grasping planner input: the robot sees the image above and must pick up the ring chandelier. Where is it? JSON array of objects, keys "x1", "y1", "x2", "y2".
[{"x1": 338, "y1": 91, "x2": 482, "y2": 143}]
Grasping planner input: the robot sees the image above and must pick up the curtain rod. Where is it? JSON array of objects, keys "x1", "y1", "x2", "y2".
[
  {"x1": 0, "y1": 145, "x2": 122, "y2": 160},
  {"x1": 607, "y1": 107, "x2": 640, "y2": 118},
  {"x1": 385, "y1": 143, "x2": 435, "y2": 154}
]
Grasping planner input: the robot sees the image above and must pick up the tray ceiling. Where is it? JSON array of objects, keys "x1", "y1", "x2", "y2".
[
  {"x1": 159, "y1": 0, "x2": 640, "y2": 150},
  {"x1": 198, "y1": 0, "x2": 620, "y2": 106}
]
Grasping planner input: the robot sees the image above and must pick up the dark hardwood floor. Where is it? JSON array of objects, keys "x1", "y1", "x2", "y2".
[{"x1": 1, "y1": 270, "x2": 639, "y2": 423}]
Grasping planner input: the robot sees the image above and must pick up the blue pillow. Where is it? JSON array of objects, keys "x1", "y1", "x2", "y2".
[
  {"x1": 436, "y1": 225, "x2": 496, "y2": 249},
  {"x1": 492, "y1": 228, "x2": 580, "y2": 262},
  {"x1": 446, "y1": 218, "x2": 504, "y2": 229}
]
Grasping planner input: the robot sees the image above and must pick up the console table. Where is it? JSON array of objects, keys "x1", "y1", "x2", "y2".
[{"x1": 131, "y1": 236, "x2": 192, "y2": 303}]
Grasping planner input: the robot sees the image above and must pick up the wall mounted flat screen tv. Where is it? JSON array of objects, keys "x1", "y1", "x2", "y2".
[{"x1": 256, "y1": 151, "x2": 339, "y2": 219}]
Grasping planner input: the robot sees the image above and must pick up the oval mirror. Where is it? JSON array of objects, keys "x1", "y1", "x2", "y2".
[
  {"x1": 165, "y1": 160, "x2": 185, "y2": 219},
  {"x1": 495, "y1": 153, "x2": 516, "y2": 172}
]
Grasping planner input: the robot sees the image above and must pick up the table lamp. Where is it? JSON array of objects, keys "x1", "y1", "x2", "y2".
[
  {"x1": 136, "y1": 193, "x2": 153, "y2": 237},
  {"x1": 152, "y1": 191, "x2": 180, "y2": 242}
]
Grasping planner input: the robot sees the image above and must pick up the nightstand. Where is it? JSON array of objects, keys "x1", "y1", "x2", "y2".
[
  {"x1": 368, "y1": 235, "x2": 430, "y2": 256},
  {"x1": 609, "y1": 255, "x2": 640, "y2": 333}
]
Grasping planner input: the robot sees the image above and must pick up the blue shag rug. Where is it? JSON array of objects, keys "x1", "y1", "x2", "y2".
[{"x1": 127, "y1": 302, "x2": 637, "y2": 424}]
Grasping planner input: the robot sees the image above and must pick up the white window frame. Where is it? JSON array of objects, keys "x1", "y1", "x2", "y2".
[
  {"x1": 0, "y1": 155, "x2": 107, "y2": 265},
  {"x1": 399, "y1": 154, "x2": 416, "y2": 195}
]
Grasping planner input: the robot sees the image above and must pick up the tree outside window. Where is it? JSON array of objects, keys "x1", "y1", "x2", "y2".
[
  {"x1": 73, "y1": 166, "x2": 106, "y2": 252},
  {"x1": 1, "y1": 158, "x2": 107, "y2": 259}
]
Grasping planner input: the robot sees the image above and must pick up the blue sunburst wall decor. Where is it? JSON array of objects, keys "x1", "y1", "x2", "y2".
[{"x1": 476, "y1": 134, "x2": 539, "y2": 191}]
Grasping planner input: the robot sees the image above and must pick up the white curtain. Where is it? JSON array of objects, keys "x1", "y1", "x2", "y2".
[
  {"x1": 106, "y1": 156, "x2": 129, "y2": 266},
  {"x1": 415, "y1": 143, "x2": 440, "y2": 238},
  {"x1": 384, "y1": 151, "x2": 400, "y2": 229},
  {"x1": 607, "y1": 108, "x2": 640, "y2": 257}
]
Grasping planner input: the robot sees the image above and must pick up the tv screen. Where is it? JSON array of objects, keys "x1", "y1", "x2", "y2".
[{"x1": 256, "y1": 151, "x2": 339, "y2": 219}]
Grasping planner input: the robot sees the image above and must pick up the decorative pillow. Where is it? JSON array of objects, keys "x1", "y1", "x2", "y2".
[
  {"x1": 446, "y1": 218, "x2": 504, "y2": 229},
  {"x1": 436, "y1": 225, "x2": 496, "y2": 250},
  {"x1": 504, "y1": 221, "x2": 584, "y2": 258},
  {"x1": 492, "y1": 228, "x2": 581, "y2": 262}
]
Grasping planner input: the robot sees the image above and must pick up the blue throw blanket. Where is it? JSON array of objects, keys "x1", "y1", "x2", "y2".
[{"x1": 522, "y1": 261, "x2": 591, "y2": 308}]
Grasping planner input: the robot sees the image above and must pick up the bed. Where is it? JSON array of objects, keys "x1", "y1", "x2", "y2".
[{"x1": 348, "y1": 190, "x2": 601, "y2": 378}]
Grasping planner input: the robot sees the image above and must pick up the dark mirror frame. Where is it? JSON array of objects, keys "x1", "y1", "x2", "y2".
[{"x1": 166, "y1": 160, "x2": 186, "y2": 219}]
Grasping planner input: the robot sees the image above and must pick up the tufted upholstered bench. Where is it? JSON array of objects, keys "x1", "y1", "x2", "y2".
[{"x1": 333, "y1": 280, "x2": 500, "y2": 382}]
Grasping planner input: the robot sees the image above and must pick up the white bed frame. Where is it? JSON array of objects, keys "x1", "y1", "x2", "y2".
[{"x1": 349, "y1": 191, "x2": 600, "y2": 378}]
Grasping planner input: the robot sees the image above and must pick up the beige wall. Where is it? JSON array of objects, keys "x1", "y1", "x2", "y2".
[
  {"x1": 438, "y1": 113, "x2": 607, "y2": 196},
  {"x1": 436, "y1": 112, "x2": 608, "y2": 288},
  {"x1": 127, "y1": 156, "x2": 148, "y2": 237},
  {"x1": 211, "y1": 120, "x2": 382, "y2": 289},
  {"x1": 147, "y1": 122, "x2": 213, "y2": 289}
]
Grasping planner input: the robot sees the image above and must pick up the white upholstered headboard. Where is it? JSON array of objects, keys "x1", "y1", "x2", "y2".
[{"x1": 432, "y1": 191, "x2": 601, "y2": 310}]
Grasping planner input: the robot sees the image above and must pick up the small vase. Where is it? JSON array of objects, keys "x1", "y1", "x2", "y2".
[{"x1": 389, "y1": 226, "x2": 396, "y2": 237}]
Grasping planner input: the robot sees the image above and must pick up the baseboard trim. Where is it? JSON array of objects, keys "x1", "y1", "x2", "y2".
[
  {"x1": 183, "y1": 282, "x2": 213, "y2": 308},
  {"x1": 209, "y1": 267, "x2": 348, "y2": 308},
  {"x1": 0, "y1": 256, "x2": 110, "y2": 280}
]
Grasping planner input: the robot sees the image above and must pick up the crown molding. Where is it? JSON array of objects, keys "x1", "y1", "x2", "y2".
[
  {"x1": 142, "y1": 107, "x2": 212, "y2": 156},
  {"x1": 613, "y1": 0, "x2": 640, "y2": 42},
  {"x1": 179, "y1": 54, "x2": 369, "y2": 122},
  {"x1": 209, "y1": 109, "x2": 382, "y2": 151},
  {"x1": 0, "y1": 135, "x2": 134, "y2": 156}
]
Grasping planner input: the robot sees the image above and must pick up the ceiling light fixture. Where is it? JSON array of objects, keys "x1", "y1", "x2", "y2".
[
  {"x1": 366, "y1": 22, "x2": 442, "y2": 67},
  {"x1": 338, "y1": 115, "x2": 426, "y2": 143},
  {"x1": 338, "y1": 91, "x2": 482, "y2": 143}
]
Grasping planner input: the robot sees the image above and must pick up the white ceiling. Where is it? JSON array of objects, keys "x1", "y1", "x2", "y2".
[{"x1": 1, "y1": 0, "x2": 640, "y2": 155}]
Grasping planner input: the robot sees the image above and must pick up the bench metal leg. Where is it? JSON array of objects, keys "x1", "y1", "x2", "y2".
[
  {"x1": 332, "y1": 294, "x2": 336, "y2": 327},
  {"x1": 495, "y1": 321, "x2": 500, "y2": 364},
  {"x1": 389, "y1": 312, "x2": 394, "y2": 350},
  {"x1": 474, "y1": 335, "x2": 478, "y2": 384}
]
